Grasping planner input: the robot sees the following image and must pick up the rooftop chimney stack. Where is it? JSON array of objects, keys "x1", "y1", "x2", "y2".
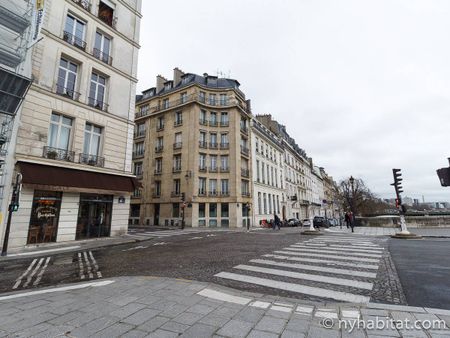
[
  {"x1": 173, "y1": 67, "x2": 184, "y2": 86},
  {"x1": 156, "y1": 75, "x2": 167, "y2": 93}
]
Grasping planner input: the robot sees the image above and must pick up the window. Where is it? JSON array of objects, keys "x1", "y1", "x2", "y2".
[
  {"x1": 263, "y1": 193, "x2": 267, "y2": 214},
  {"x1": 156, "y1": 136, "x2": 163, "y2": 150},
  {"x1": 277, "y1": 195, "x2": 280, "y2": 214},
  {"x1": 83, "y1": 123, "x2": 102, "y2": 156},
  {"x1": 94, "y1": 31, "x2": 112, "y2": 64},
  {"x1": 89, "y1": 73, "x2": 107, "y2": 110},
  {"x1": 220, "y1": 133, "x2": 229, "y2": 147},
  {"x1": 209, "y1": 179, "x2": 217, "y2": 194},
  {"x1": 98, "y1": 1, "x2": 115, "y2": 27},
  {"x1": 133, "y1": 142, "x2": 144, "y2": 156},
  {"x1": 209, "y1": 203, "x2": 217, "y2": 217},
  {"x1": 155, "y1": 158, "x2": 162, "y2": 173},
  {"x1": 173, "y1": 155, "x2": 182, "y2": 171},
  {"x1": 136, "y1": 123, "x2": 146, "y2": 137},
  {"x1": 267, "y1": 164, "x2": 270, "y2": 185},
  {"x1": 139, "y1": 104, "x2": 149, "y2": 116},
  {"x1": 241, "y1": 180, "x2": 249, "y2": 196},
  {"x1": 221, "y1": 155, "x2": 229, "y2": 170},
  {"x1": 210, "y1": 155, "x2": 217, "y2": 170},
  {"x1": 271, "y1": 167, "x2": 274, "y2": 187},
  {"x1": 199, "y1": 131, "x2": 207, "y2": 147},
  {"x1": 199, "y1": 177, "x2": 207, "y2": 195},
  {"x1": 221, "y1": 203, "x2": 229, "y2": 217},
  {"x1": 200, "y1": 110, "x2": 207, "y2": 124},
  {"x1": 134, "y1": 162, "x2": 142, "y2": 176},
  {"x1": 220, "y1": 112, "x2": 229, "y2": 125},
  {"x1": 199, "y1": 203, "x2": 206, "y2": 218},
  {"x1": 256, "y1": 138, "x2": 259, "y2": 153},
  {"x1": 268, "y1": 193, "x2": 272, "y2": 214},
  {"x1": 256, "y1": 160, "x2": 260, "y2": 182},
  {"x1": 210, "y1": 133, "x2": 217, "y2": 147},
  {"x1": 162, "y1": 98, "x2": 169, "y2": 109},
  {"x1": 174, "y1": 132, "x2": 182, "y2": 148},
  {"x1": 64, "y1": 15, "x2": 86, "y2": 49},
  {"x1": 174, "y1": 111, "x2": 182, "y2": 125},
  {"x1": 199, "y1": 91, "x2": 205, "y2": 103},
  {"x1": 221, "y1": 179, "x2": 229, "y2": 195},
  {"x1": 157, "y1": 117, "x2": 164, "y2": 130},
  {"x1": 180, "y1": 92, "x2": 187, "y2": 104},
  {"x1": 173, "y1": 179, "x2": 181, "y2": 195},
  {"x1": 154, "y1": 181, "x2": 161, "y2": 196},
  {"x1": 219, "y1": 94, "x2": 227, "y2": 106},
  {"x1": 210, "y1": 112, "x2": 217, "y2": 125},
  {"x1": 199, "y1": 153, "x2": 206, "y2": 170},
  {"x1": 49, "y1": 113, "x2": 73, "y2": 150},
  {"x1": 209, "y1": 94, "x2": 216, "y2": 106},
  {"x1": 165, "y1": 82, "x2": 172, "y2": 91},
  {"x1": 261, "y1": 165, "x2": 265, "y2": 184},
  {"x1": 275, "y1": 169, "x2": 278, "y2": 187},
  {"x1": 172, "y1": 203, "x2": 180, "y2": 218},
  {"x1": 258, "y1": 192, "x2": 262, "y2": 214},
  {"x1": 56, "y1": 58, "x2": 78, "y2": 99}
]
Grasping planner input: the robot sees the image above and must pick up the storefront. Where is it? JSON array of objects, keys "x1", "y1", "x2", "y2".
[{"x1": 6, "y1": 161, "x2": 139, "y2": 250}]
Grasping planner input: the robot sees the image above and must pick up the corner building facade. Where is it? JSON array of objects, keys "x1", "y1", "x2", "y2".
[
  {"x1": 135, "y1": 69, "x2": 252, "y2": 228},
  {"x1": 7, "y1": 0, "x2": 142, "y2": 250}
]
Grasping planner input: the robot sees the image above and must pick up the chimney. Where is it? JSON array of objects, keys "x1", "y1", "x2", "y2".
[
  {"x1": 156, "y1": 75, "x2": 167, "y2": 92},
  {"x1": 173, "y1": 67, "x2": 184, "y2": 86}
]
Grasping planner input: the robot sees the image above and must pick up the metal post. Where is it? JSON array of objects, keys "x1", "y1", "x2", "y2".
[
  {"x1": 1, "y1": 205, "x2": 14, "y2": 256},
  {"x1": 1, "y1": 173, "x2": 22, "y2": 256}
]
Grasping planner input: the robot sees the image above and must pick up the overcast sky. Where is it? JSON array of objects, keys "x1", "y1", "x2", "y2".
[{"x1": 137, "y1": 0, "x2": 450, "y2": 202}]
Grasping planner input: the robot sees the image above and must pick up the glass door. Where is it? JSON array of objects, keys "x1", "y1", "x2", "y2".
[{"x1": 76, "y1": 194, "x2": 113, "y2": 240}]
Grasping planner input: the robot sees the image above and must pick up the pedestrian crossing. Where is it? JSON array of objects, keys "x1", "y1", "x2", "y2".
[
  {"x1": 126, "y1": 228, "x2": 229, "y2": 240},
  {"x1": 214, "y1": 234, "x2": 385, "y2": 304}
]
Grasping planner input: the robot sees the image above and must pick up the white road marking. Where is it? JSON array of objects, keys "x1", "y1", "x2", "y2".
[
  {"x1": 83, "y1": 252, "x2": 94, "y2": 279},
  {"x1": 189, "y1": 237, "x2": 203, "y2": 240},
  {"x1": 33, "y1": 257, "x2": 51, "y2": 286},
  {"x1": 215, "y1": 272, "x2": 370, "y2": 303},
  {"x1": 7, "y1": 246, "x2": 81, "y2": 257},
  {"x1": 249, "y1": 301, "x2": 271, "y2": 309},
  {"x1": 153, "y1": 242, "x2": 167, "y2": 246},
  {"x1": 12, "y1": 259, "x2": 37, "y2": 289},
  {"x1": 0, "y1": 280, "x2": 115, "y2": 301},
  {"x1": 270, "y1": 305, "x2": 292, "y2": 312},
  {"x1": 263, "y1": 254, "x2": 379, "y2": 269},
  {"x1": 283, "y1": 247, "x2": 382, "y2": 258},
  {"x1": 78, "y1": 252, "x2": 85, "y2": 280},
  {"x1": 308, "y1": 240, "x2": 380, "y2": 247},
  {"x1": 273, "y1": 250, "x2": 379, "y2": 263},
  {"x1": 250, "y1": 259, "x2": 377, "y2": 278},
  {"x1": 23, "y1": 257, "x2": 44, "y2": 287},
  {"x1": 197, "y1": 288, "x2": 251, "y2": 305},
  {"x1": 315, "y1": 311, "x2": 339, "y2": 319},
  {"x1": 89, "y1": 251, "x2": 102, "y2": 278},
  {"x1": 328, "y1": 244, "x2": 382, "y2": 250},
  {"x1": 342, "y1": 310, "x2": 361, "y2": 319},
  {"x1": 298, "y1": 244, "x2": 383, "y2": 253},
  {"x1": 234, "y1": 265, "x2": 373, "y2": 290},
  {"x1": 296, "y1": 305, "x2": 314, "y2": 314}
]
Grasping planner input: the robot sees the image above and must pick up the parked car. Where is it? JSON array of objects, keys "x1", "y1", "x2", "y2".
[
  {"x1": 302, "y1": 219, "x2": 311, "y2": 227},
  {"x1": 328, "y1": 218, "x2": 337, "y2": 227},
  {"x1": 287, "y1": 218, "x2": 301, "y2": 227},
  {"x1": 313, "y1": 216, "x2": 329, "y2": 228}
]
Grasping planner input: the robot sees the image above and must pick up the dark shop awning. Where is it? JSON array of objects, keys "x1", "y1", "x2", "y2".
[{"x1": 18, "y1": 162, "x2": 140, "y2": 192}]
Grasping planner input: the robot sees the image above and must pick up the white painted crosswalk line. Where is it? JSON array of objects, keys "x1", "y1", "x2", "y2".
[
  {"x1": 13, "y1": 259, "x2": 37, "y2": 289},
  {"x1": 33, "y1": 257, "x2": 50, "y2": 286},
  {"x1": 327, "y1": 244, "x2": 382, "y2": 250},
  {"x1": 274, "y1": 250, "x2": 380, "y2": 263},
  {"x1": 249, "y1": 259, "x2": 377, "y2": 278},
  {"x1": 89, "y1": 251, "x2": 102, "y2": 278},
  {"x1": 297, "y1": 244, "x2": 383, "y2": 253},
  {"x1": 234, "y1": 264, "x2": 373, "y2": 290},
  {"x1": 308, "y1": 239, "x2": 380, "y2": 246},
  {"x1": 262, "y1": 254, "x2": 379, "y2": 269},
  {"x1": 283, "y1": 247, "x2": 383, "y2": 258},
  {"x1": 78, "y1": 252, "x2": 85, "y2": 280},
  {"x1": 23, "y1": 257, "x2": 44, "y2": 288},
  {"x1": 215, "y1": 272, "x2": 370, "y2": 303}
]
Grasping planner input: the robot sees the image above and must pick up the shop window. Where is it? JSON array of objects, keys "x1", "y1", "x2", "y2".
[{"x1": 27, "y1": 191, "x2": 62, "y2": 244}]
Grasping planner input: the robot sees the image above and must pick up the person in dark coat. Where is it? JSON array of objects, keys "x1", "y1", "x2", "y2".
[
  {"x1": 344, "y1": 212, "x2": 350, "y2": 229},
  {"x1": 274, "y1": 213, "x2": 281, "y2": 230},
  {"x1": 349, "y1": 211, "x2": 355, "y2": 233}
]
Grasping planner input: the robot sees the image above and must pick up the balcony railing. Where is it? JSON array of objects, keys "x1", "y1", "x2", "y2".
[
  {"x1": 241, "y1": 168, "x2": 250, "y2": 177},
  {"x1": 43, "y1": 146, "x2": 74, "y2": 162},
  {"x1": 63, "y1": 31, "x2": 87, "y2": 50},
  {"x1": 172, "y1": 167, "x2": 182, "y2": 173},
  {"x1": 240, "y1": 145, "x2": 249, "y2": 156},
  {"x1": 156, "y1": 124, "x2": 164, "y2": 131},
  {"x1": 154, "y1": 169, "x2": 162, "y2": 175},
  {"x1": 242, "y1": 191, "x2": 251, "y2": 197},
  {"x1": 209, "y1": 142, "x2": 218, "y2": 149},
  {"x1": 209, "y1": 120, "x2": 218, "y2": 127},
  {"x1": 221, "y1": 191, "x2": 230, "y2": 197},
  {"x1": 209, "y1": 167, "x2": 218, "y2": 173},
  {"x1": 174, "y1": 120, "x2": 183, "y2": 127},
  {"x1": 71, "y1": 0, "x2": 91, "y2": 11},
  {"x1": 88, "y1": 97, "x2": 108, "y2": 112},
  {"x1": 155, "y1": 146, "x2": 163, "y2": 153},
  {"x1": 199, "y1": 118, "x2": 208, "y2": 126},
  {"x1": 198, "y1": 190, "x2": 207, "y2": 196},
  {"x1": 135, "y1": 93, "x2": 249, "y2": 119},
  {"x1": 171, "y1": 191, "x2": 180, "y2": 197},
  {"x1": 79, "y1": 153, "x2": 105, "y2": 167},
  {"x1": 153, "y1": 192, "x2": 161, "y2": 198},
  {"x1": 173, "y1": 142, "x2": 182, "y2": 150},
  {"x1": 199, "y1": 166, "x2": 207, "y2": 172},
  {"x1": 220, "y1": 143, "x2": 229, "y2": 149},
  {"x1": 55, "y1": 84, "x2": 80, "y2": 101},
  {"x1": 132, "y1": 151, "x2": 144, "y2": 159},
  {"x1": 134, "y1": 131, "x2": 146, "y2": 139},
  {"x1": 220, "y1": 167, "x2": 229, "y2": 173},
  {"x1": 93, "y1": 48, "x2": 112, "y2": 66},
  {"x1": 220, "y1": 121, "x2": 229, "y2": 127},
  {"x1": 208, "y1": 191, "x2": 218, "y2": 196},
  {"x1": 240, "y1": 126, "x2": 249, "y2": 134},
  {"x1": 199, "y1": 141, "x2": 207, "y2": 148}
]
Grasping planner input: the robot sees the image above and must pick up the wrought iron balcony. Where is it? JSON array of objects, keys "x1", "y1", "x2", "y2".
[
  {"x1": 55, "y1": 84, "x2": 80, "y2": 101},
  {"x1": 240, "y1": 126, "x2": 249, "y2": 134},
  {"x1": 79, "y1": 153, "x2": 105, "y2": 167},
  {"x1": 209, "y1": 120, "x2": 218, "y2": 127},
  {"x1": 199, "y1": 141, "x2": 207, "y2": 148},
  {"x1": 241, "y1": 191, "x2": 251, "y2": 197},
  {"x1": 155, "y1": 146, "x2": 163, "y2": 153},
  {"x1": 221, "y1": 191, "x2": 230, "y2": 197},
  {"x1": 240, "y1": 145, "x2": 249, "y2": 156},
  {"x1": 63, "y1": 31, "x2": 87, "y2": 51},
  {"x1": 220, "y1": 143, "x2": 229, "y2": 149},
  {"x1": 199, "y1": 119, "x2": 208, "y2": 126},
  {"x1": 152, "y1": 192, "x2": 161, "y2": 198},
  {"x1": 172, "y1": 167, "x2": 182, "y2": 173},
  {"x1": 173, "y1": 142, "x2": 182, "y2": 150},
  {"x1": 88, "y1": 97, "x2": 108, "y2": 112},
  {"x1": 241, "y1": 168, "x2": 250, "y2": 178},
  {"x1": 220, "y1": 167, "x2": 229, "y2": 173},
  {"x1": 209, "y1": 167, "x2": 218, "y2": 173},
  {"x1": 156, "y1": 124, "x2": 164, "y2": 131},
  {"x1": 209, "y1": 142, "x2": 218, "y2": 149},
  {"x1": 71, "y1": 0, "x2": 91, "y2": 11},
  {"x1": 220, "y1": 121, "x2": 229, "y2": 127},
  {"x1": 198, "y1": 189, "x2": 207, "y2": 196},
  {"x1": 174, "y1": 120, "x2": 183, "y2": 127},
  {"x1": 132, "y1": 151, "x2": 144, "y2": 159},
  {"x1": 43, "y1": 146, "x2": 74, "y2": 162},
  {"x1": 93, "y1": 48, "x2": 112, "y2": 65},
  {"x1": 208, "y1": 191, "x2": 218, "y2": 197},
  {"x1": 154, "y1": 169, "x2": 162, "y2": 175},
  {"x1": 171, "y1": 191, "x2": 181, "y2": 197},
  {"x1": 199, "y1": 166, "x2": 207, "y2": 172}
]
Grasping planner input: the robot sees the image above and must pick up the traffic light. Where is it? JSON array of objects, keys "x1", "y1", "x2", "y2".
[
  {"x1": 437, "y1": 167, "x2": 450, "y2": 186},
  {"x1": 391, "y1": 168, "x2": 404, "y2": 199}
]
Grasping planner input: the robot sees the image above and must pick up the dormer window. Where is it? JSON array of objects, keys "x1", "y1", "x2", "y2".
[
  {"x1": 165, "y1": 82, "x2": 172, "y2": 91},
  {"x1": 181, "y1": 76, "x2": 190, "y2": 85}
]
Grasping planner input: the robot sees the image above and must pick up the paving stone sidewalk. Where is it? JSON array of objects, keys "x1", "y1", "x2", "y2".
[{"x1": 1, "y1": 276, "x2": 449, "y2": 338}]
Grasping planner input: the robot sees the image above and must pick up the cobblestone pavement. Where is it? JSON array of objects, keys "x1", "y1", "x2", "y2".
[{"x1": 0, "y1": 276, "x2": 449, "y2": 338}]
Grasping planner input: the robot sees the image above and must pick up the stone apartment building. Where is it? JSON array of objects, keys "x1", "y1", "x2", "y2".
[
  {"x1": 4, "y1": 0, "x2": 142, "y2": 250},
  {"x1": 251, "y1": 118, "x2": 284, "y2": 226},
  {"x1": 134, "y1": 68, "x2": 253, "y2": 228}
]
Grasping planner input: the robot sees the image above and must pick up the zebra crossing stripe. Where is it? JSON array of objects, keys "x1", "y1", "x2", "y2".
[
  {"x1": 307, "y1": 241, "x2": 381, "y2": 248},
  {"x1": 274, "y1": 250, "x2": 380, "y2": 263},
  {"x1": 78, "y1": 252, "x2": 85, "y2": 280},
  {"x1": 263, "y1": 254, "x2": 379, "y2": 269},
  {"x1": 83, "y1": 252, "x2": 94, "y2": 279},
  {"x1": 33, "y1": 257, "x2": 50, "y2": 286},
  {"x1": 13, "y1": 259, "x2": 37, "y2": 289},
  {"x1": 283, "y1": 247, "x2": 382, "y2": 258},
  {"x1": 249, "y1": 259, "x2": 377, "y2": 278},
  {"x1": 234, "y1": 265, "x2": 373, "y2": 290},
  {"x1": 327, "y1": 244, "x2": 382, "y2": 250},
  {"x1": 89, "y1": 251, "x2": 102, "y2": 278},
  {"x1": 297, "y1": 244, "x2": 383, "y2": 253},
  {"x1": 215, "y1": 272, "x2": 370, "y2": 303},
  {"x1": 23, "y1": 258, "x2": 44, "y2": 288}
]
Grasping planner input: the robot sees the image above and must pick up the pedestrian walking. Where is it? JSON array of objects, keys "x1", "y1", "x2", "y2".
[
  {"x1": 344, "y1": 212, "x2": 350, "y2": 229},
  {"x1": 274, "y1": 213, "x2": 281, "y2": 230},
  {"x1": 349, "y1": 211, "x2": 355, "y2": 233}
]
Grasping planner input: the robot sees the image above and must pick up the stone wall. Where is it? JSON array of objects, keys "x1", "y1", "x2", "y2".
[{"x1": 356, "y1": 216, "x2": 450, "y2": 228}]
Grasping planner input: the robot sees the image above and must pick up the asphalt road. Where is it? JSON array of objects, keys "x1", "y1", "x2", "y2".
[{"x1": 389, "y1": 237, "x2": 450, "y2": 310}]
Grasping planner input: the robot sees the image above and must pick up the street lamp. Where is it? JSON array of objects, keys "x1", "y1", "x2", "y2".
[{"x1": 349, "y1": 175, "x2": 355, "y2": 214}]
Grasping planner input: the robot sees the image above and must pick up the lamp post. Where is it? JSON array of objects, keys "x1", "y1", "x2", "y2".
[{"x1": 349, "y1": 175, "x2": 355, "y2": 215}]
